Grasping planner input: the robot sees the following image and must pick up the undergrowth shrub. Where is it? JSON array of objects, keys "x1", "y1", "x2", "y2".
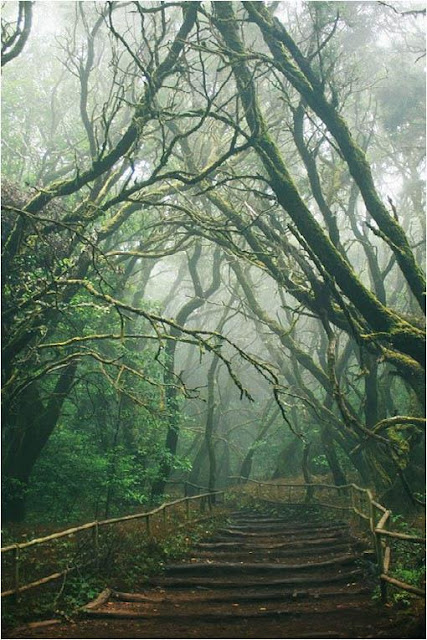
[{"x1": 1, "y1": 507, "x2": 227, "y2": 632}]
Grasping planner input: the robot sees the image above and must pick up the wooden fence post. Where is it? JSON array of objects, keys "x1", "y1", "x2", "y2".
[
  {"x1": 368, "y1": 494, "x2": 375, "y2": 534},
  {"x1": 381, "y1": 546, "x2": 391, "y2": 603},
  {"x1": 93, "y1": 522, "x2": 99, "y2": 569},
  {"x1": 13, "y1": 546, "x2": 20, "y2": 602},
  {"x1": 374, "y1": 528, "x2": 385, "y2": 592},
  {"x1": 369, "y1": 498, "x2": 387, "y2": 603},
  {"x1": 373, "y1": 503, "x2": 392, "y2": 604},
  {"x1": 305, "y1": 483, "x2": 314, "y2": 504},
  {"x1": 346, "y1": 485, "x2": 351, "y2": 511},
  {"x1": 350, "y1": 485, "x2": 355, "y2": 519}
]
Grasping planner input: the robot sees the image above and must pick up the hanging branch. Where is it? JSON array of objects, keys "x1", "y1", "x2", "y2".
[
  {"x1": 1, "y1": 1, "x2": 33, "y2": 67},
  {"x1": 51, "y1": 278, "x2": 289, "y2": 402}
]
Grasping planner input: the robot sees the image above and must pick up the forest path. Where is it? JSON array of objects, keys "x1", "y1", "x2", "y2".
[{"x1": 9, "y1": 505, "x2": 418, "y2": 639}]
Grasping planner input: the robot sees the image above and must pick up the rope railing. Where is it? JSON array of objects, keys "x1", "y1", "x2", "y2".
[
  {"x1": 228, "y1": 476, "x2": 425, "y2": 602},
  {"x1": 1, "y1": 490, "x2": 224, "y2": 599}
]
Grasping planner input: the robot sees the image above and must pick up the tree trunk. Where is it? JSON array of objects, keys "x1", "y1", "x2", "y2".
[
  {"x1": 205, "y1": 355, "x2": 219, "y2": 502},
  {"x1": 2, "y1": 362, "x2": 77, "y2": 522},
  {"x1": 321, "y1": 426, "x2": 347, "y2": 487},
  {"x1": 272, "y1": 437, "x2": 303, "y2": 479},
  {"x1": 240, "y1": 407, "x2": 279, "y2": 479}
]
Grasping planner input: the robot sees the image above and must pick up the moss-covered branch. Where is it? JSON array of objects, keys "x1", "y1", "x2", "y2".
[
  {"x1": 213, "y1": 1, "x2": 425, "y2": 368},
  {"x1": 244, "y1": 0, "x2": 426, "y2": 313}
]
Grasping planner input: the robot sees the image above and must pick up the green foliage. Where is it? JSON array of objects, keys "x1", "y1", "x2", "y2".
[
  {"x1": 377, "y1": 514, "x2": 426, "y2": 606},
  {"x1": 312, "y1": 454, "x2": 329, "y2": 472},
  {"x1": 27, "y1": 424, "x2": 157, "y2": 523},
  {"x1": 391, "y1": 567, "x2": 425, "y2": 606},
  {"x1": 2, "y1": 497, "x2": 226, "y2": 632},
  {"x1": 28, "y1": 429, "x2": 108, "y2": 522},
  {"x1": 1, "y1": 0, "x2": 425, "y2": 560},
  {"x1": 57, "y1": 575, "x2": 104, "y2": 612},
  {"x1": 2, "y1": 477, "x2": 28, "y2": 515},
  {"x1": 1, "y1": 573, "x2": 106, "y2": 631}
]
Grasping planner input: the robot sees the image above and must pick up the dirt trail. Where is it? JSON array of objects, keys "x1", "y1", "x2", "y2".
[{"x1": 7, "y1": 507, "x2": 423, "y2": 638}]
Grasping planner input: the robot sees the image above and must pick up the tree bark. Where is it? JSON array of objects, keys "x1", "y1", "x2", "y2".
[{"x1": 2, "y1": 361, "x2": 77, "y2": 522}]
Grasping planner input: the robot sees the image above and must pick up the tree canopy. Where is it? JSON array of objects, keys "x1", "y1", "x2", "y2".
[{"x1": 2, "y1": 0, "x2": 425, "y2": 523}]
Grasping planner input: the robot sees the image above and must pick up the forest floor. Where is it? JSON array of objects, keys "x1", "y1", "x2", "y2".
[{"x1": 6, "y1": 506, "x2": 425, "y2": 639}]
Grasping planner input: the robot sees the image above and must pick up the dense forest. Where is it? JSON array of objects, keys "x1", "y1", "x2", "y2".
[{"x1": 2, "y1": 0, "x2": 425, "y2": 528}]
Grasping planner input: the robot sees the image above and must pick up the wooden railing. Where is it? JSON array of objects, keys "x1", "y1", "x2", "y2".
[
  {"x1": 165, "y1": 479, "x2": 211, "y2": 496},
  {"x1": 2, "y1": 478, "x2": 424, "y2": 603},
  {"x1": 1, "y1": 490, "x2": 223, "y2": 599},
  {"x1": 228, "y1": 477, "x2": 425, "y2": 602}
]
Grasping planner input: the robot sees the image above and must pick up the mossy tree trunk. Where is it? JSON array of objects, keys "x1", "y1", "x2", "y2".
[
  {"x1": 214, "y1": 2, "x2": 425, "y2": 374},
  {"x1": 244, "y1": 0, "x2": 425, "y2": 314}
]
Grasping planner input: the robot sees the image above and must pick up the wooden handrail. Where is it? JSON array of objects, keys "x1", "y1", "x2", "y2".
[
  {"x1": 229, "y1": 477, "x2": 425, "y2": 602},
  {"x1": 371, "y1": 500, "x2": 387, "y2": 513},
  {"x1": 376, "y1": 510, "x2": 391, "y2": 530},
  {"x1": 1, "y1": 567, "x2": 76, "y2": 598},
  {"x1": 1, "y1": 521, "x2": 98, "y2": 553},
  {"x1": 1, "y1": 491, "x2": 222, "y2": 553},
  {"x1": 383, "y1": 546, "x2": 391, "y2": 574},
  {"x1": 353, "y1": 507, "x2": 370, "y2": 521},
  {"x1": 374, "y1": 529, "x2": 426, "y2": 544},
  {"x1": 380, "y1": 574, "x2": 425, "y2": 597},
  {"x1": 166, "y1": 480, "x2": 210, "y2": 491},
  {"x1": 228, "y1": 476, "x2": 370, "y2": 495},
  {"x1": 3, "y1": 478, "x2": 425, "y2": 604},
  {"x1": 1, "y1": 490, "x2": 224, "y2": 598}
]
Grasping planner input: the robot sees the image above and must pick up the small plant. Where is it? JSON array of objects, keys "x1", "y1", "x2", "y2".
[{"x1": 57, "y1": 574, "x2": 104, "y2": 612}]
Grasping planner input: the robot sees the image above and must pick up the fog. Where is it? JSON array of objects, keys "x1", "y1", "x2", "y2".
[{"x1": 2, "y1": 0, "x2": 425, "y2": 527}]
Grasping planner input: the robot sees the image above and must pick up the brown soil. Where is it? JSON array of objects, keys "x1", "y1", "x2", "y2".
[{"x1": 6, "y1": 508, "x2": 425, "y2": 639}]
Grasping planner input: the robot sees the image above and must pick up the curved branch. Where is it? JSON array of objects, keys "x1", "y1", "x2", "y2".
[{"x1": 1, "y1": 1, "x2": 33, "y2": 67}]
